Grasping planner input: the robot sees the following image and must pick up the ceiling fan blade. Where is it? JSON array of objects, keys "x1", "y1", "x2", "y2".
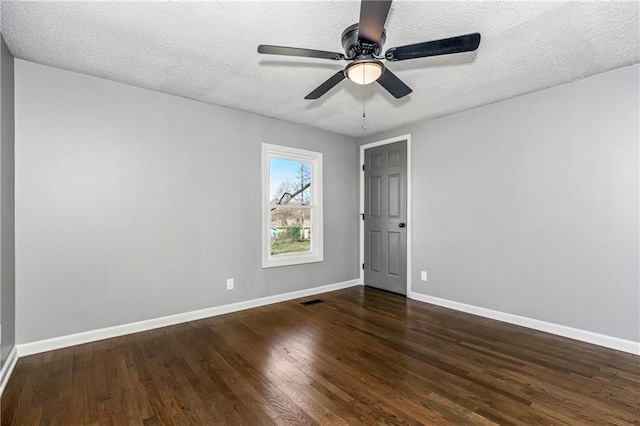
[
  {"x1": 358, "y1": 0, "x2": 392, "y2": 44},
  {"x1": 258, "y1": 45, "x2": 345, "y2": 60},
  {"x1": 377, "y1": 68, "x2": 412, "y2": 99},
  {"x1": 385, "y1": 33, "x2": 481, "y2": 62},
  {"x1": 305, "y1": 71, "x2": 346, "y2": 99}
]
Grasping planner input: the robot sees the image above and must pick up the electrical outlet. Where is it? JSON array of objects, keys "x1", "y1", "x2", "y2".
[
  {"x1": 226, "y1": 278, "x2": 234, "y2": 290},
  {"x1": 421, "y1": 271, "x2": 427, "y2": 281}
]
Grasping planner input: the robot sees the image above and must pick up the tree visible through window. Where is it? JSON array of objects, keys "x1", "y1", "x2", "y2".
[
  {"x1": 262, "y1": 144, "x2": 323, "y2": 268},
  {"x1": 270, "y1": 158, "x2": 311, "y2": 255}
]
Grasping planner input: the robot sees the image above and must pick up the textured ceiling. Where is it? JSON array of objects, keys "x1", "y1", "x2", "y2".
[{"x1": 2, "y1": 1, "x2": 639, "y2": 137}]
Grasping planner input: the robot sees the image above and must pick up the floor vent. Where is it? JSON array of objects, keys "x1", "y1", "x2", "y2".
[{"x1": 301, "y1": 299, "x2": 324, "y2": 306}]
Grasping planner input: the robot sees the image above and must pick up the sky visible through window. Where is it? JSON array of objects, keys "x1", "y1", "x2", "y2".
[{"x1": 270, "y1": 158, "x2": 310, "y2": 203}]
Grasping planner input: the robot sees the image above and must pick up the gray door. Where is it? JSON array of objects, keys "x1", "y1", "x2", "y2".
[{"x1": 364, "y1": 140, "x2": 407, "y2": 295}]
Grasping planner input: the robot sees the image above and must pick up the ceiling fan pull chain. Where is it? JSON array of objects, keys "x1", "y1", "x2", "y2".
[{"x1": 362, "y1": 67, "x2": 367, "y2": 131}]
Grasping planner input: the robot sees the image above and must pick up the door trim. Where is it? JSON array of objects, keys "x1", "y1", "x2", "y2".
[{"x1": 359, "y1": 134, "x2": 412, "y2": 295}]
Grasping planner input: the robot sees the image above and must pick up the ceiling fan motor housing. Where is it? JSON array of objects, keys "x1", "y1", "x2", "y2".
[{"x1": 341, "y1": 23, "x2": 386, "y2": 59}]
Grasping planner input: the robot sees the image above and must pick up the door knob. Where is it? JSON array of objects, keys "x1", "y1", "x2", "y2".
[{"x1": 399, "y1": 223, "x2": 406, "y2": 228}]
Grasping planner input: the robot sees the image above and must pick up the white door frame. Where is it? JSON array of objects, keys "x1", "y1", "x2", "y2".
[{"x1": 359, "y1": 134, "x2": 412, "y2": 295}]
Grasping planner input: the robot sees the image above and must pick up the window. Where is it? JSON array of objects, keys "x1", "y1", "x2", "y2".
[{"x1": 262, "y1": 144, "x2": 323, "y2": 268}]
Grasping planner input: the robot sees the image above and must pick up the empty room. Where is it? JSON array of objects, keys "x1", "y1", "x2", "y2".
[{"x1": 0, "y1": 0, "x2": 639, "y2": 424}]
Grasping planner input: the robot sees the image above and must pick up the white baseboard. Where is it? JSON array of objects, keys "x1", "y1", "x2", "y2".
[
  {"x1": 18, "y1": 279, "x2": 362, "y2": 357},
  {"x1": 409, "y1": 291, "x2": 640, "y2": 356},
  {"x1": 0, "y1": 346, "x2": 18, "y2": 397}
]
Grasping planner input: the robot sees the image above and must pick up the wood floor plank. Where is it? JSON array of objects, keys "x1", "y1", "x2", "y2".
[{"x1": 2, "y1": 286, "x2": 640, "y2": 425}]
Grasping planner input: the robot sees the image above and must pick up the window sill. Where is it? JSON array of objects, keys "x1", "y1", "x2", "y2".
[{"x1": 262, "y1": 252, "x2": 323, "y2": 268}]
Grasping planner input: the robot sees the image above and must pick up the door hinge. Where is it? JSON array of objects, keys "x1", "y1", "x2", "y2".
[
  {"x1": 362, "y1": 263, "x2": 365, "y2": 270},
  {"x1": 361, "y1": 213, "x2": 365, "y2": 220},
  {"x1": 362, "y1": 164, "x2": 365, "y2": 171}
]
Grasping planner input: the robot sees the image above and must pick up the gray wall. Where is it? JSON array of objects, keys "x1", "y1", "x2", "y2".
[
  {"x1": 15, "y1": 60, "x2": 359, "y2": 344},
  {"x1": 360, "y1": 65, "x2": 640, "y2": 342},
  {"x1": 0, "y1": 34, "x2": 15, "y2": 367}
]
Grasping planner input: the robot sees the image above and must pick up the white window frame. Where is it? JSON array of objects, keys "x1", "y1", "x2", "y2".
[{"x1": 262, "y1": 143, "x2": 323, "y2": 268}]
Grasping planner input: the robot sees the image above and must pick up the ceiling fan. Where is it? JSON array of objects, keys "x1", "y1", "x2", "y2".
[{"x1": 257, "y1": 0, "x2": 481, "y2": 100}]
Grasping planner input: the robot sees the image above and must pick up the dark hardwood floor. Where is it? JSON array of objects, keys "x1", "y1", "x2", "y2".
[{"x1": 2, "y1": 286, "x2": 639, "y2": 425}]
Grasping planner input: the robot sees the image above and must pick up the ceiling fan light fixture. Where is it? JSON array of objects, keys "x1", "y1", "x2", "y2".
[{"x1": 345, "y1": 60, "x2": 384, "y2": 85}]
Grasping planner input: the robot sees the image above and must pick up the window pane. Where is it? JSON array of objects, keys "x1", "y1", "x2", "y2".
[
  {"x1": 269, "y1": 158, "x2": 311, "y2": 206},
  {"x1": 270, "y1": 207, "x2": 311, "y2": 255}
]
